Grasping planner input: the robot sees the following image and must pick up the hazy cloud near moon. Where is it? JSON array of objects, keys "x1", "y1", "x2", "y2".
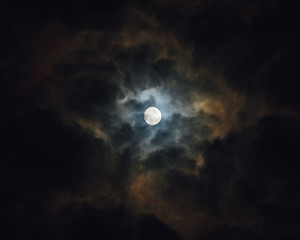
[
  {"x1": 1, "y1": 1, "x2": 300, "y2": 239},
  {"x1": 43, "y1": 18, "x2": 268, "y2": 152}
]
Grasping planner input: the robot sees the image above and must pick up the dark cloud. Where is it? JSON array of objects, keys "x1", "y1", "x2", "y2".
[
  {"x1": 135, "y1": 214, "x2": 182, "y2": 240},
  {"x1": 1, "y1": 0, "x2": 300, "y2": 239},
  {"x1": 144, "y1": 147, "x2": 196, "y2": 170}
]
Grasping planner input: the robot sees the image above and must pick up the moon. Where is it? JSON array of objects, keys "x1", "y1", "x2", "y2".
[{"x1": 144, "y1": 107, "x2": 162, "y2": 125}]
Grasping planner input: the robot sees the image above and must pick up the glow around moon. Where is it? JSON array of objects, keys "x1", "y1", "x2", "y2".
[{"x1": 144, "y1": 107, "x2": 162, "y2": 125}]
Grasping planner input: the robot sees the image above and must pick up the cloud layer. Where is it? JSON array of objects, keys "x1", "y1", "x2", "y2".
[{"x1": 1, "y1": 0, "x2": 300, "y2": 239}]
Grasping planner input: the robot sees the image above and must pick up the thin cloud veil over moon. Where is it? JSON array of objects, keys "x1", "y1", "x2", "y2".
[{"x1": 1, "y1": 1, "x2": 300, "y2": 240}]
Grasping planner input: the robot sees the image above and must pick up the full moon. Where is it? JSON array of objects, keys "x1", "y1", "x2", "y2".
[{"x1": 144, "y1": 107, "x2": 162, "y2": 125}]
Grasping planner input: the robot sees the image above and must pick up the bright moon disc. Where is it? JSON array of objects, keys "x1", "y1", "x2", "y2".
[{"x1": 144, "y1": 107, "x2": 162, "y2": 125}]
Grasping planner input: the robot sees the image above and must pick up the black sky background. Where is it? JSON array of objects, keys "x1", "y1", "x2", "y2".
[{"x1": 1, "y1": 0, "x2": 300, "y2": 239}]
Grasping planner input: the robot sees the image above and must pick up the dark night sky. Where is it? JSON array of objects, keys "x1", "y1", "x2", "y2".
[{"x1": 1, "y1": 0, "x2": 300, "y2": 239}]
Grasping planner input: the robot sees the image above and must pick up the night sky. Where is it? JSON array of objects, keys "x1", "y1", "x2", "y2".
[{"x1": 1, "y1": 1, "x2": 300, "y2": 239}]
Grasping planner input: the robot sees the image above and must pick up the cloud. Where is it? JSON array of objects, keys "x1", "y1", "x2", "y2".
[{"x1": 1, "y1": 1, "x2": 300, "y2": 240}]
